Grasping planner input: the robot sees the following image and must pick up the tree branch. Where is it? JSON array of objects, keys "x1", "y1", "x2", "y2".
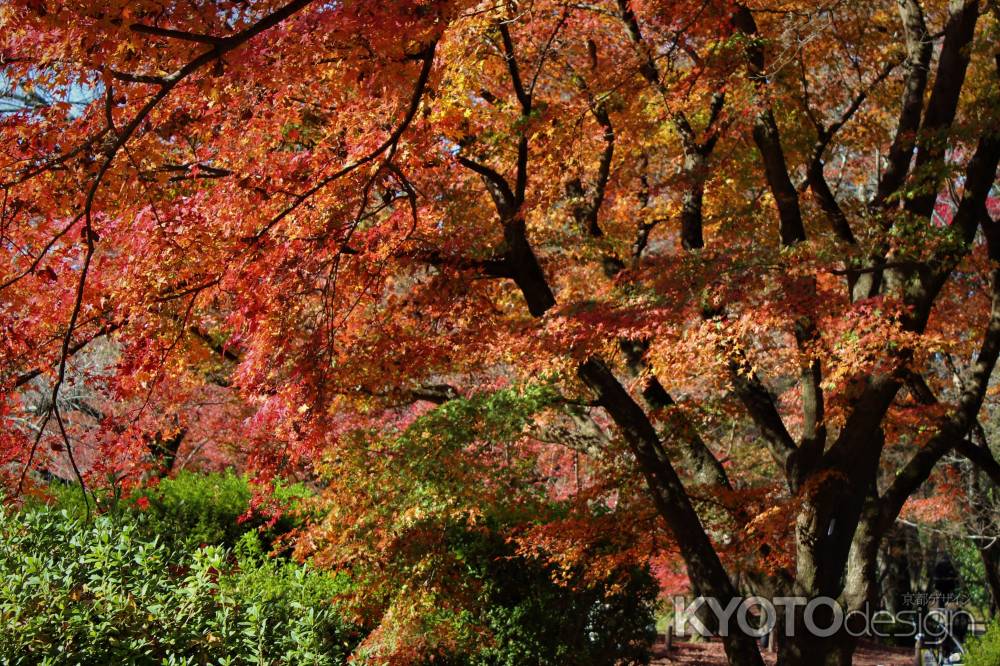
[
  {"x1": 731, "y1": 4, "x2": 805, "y2": 246},
  {"x1": 727, "y1": 355, "x2": 798, "y2": 471},
  {"x1": 878, "y1": 262, "x2": 1000, "y2": 532},
  {"x1": 905, "y1": 0, "x2": 980, "y2": 220},
  {"x1": 129, "y1": 22, "x2": 226, "y2": 45},
  {"x1": 871, "y1": 0, "x2": 931, "y2": 210},
  {"x1": 10, "y1": 320, "x2": 122, "y2": 389}
]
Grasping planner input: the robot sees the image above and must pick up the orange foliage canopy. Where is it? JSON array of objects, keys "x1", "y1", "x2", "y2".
[{"x1": 2, "y1": 1, "x2": 1000, "y2": 664}]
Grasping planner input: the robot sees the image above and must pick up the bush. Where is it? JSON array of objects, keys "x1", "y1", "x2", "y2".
[
  {"x1": 134, "y1": 470, "x2": 310, "y2": 550},
  {"x1": 26, "y1": 462, "x2": 659, "y2": 665},
  {"x1": 965, "y1": 620, "x2": 1000, "y2": 666},
  {"x1": 138, "y1": 470, "x2": 260, "y2": 548},
  {"x1": 39, "y1": 470, "x2": 309, "y2": 551},
  {"x1": 952, "y1": 538, "x2": 993, "y2": 613},
  {"x1": 0, "y1": 504, "x2": 360, "y2": 665}
]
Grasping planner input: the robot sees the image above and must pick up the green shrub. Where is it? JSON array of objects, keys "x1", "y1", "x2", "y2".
[
  {"x1": 139, "y1": 470, "x2": 258, "y2": 548},
  {"x1": 40, "y1": 470, "x2": 309, "y2": 551},
  {"x1": 952, "y1": 538, "x2": 993, "y2": 613},
  {"x1": 0, "y1": 504, "x2": 359, "y2": 665},
  {"x1": 965, "y1": 620, "x2": 1000, "y2": 666},
  {"x1": 23, "y1": 465, "x2": 658, "y2": 665},
  {"x1": 134, "y1": 470, "x2": 311, "y2": 550}
]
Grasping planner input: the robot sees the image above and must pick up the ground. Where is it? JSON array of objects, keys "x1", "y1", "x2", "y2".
[{"x1": 650, "y1": 639, "x2": 916, "y2": 665}]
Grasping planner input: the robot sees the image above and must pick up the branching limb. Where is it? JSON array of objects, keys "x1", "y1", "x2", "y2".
[{"x1": 878, "y1": 262, "x2": 1000, "y2": 533}]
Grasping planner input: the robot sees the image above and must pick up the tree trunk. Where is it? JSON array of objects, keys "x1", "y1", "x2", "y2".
[
  {"x1": 969, "y1": 470, "x2": 1000, "y2": 617},
  {"x1": 679, "y1": 149, "x2": 707, "y2": 250},
  {"x1": 981, "y1": 541, "x2": 1000, "y2": 618},
  {"x1": 775, "y1": 468, "x2": 882, "y2": 666},
  {"x1": 881, "y1": 527, "x2": 916, "y2": 615},
  {"x1": 775, "y1": 537, "x2": 862, "y2": 666},
  {"x1": 776, "y1": 628, "x2": 855, "y2": 666},
  {"x1": 576, "y1": 357, "x2": 765, "y2": 666},
  {"x1": 844, "y1": 502, "x2": 883, "y2": 611},
  {"x1": 504, "y1": 217, "x2": 555, "y2": 316}
]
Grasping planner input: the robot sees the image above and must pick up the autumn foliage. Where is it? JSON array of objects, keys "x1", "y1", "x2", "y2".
[{"x1": 2, "y1": 1, "x2": 1000, "y2": 664}]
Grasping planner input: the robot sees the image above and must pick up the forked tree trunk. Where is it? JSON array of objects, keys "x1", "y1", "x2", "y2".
[
  {"x1": 771, "y1": 477, "x2": 882, "y2": 666},
  {"x1": 577, "y1": 357, "x2": 766, "y2": 666}
]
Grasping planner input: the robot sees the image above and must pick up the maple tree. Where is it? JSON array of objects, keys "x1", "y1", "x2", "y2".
[{"x1": 3, "y1": 0, "x2": 1000, "y2": 664}]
